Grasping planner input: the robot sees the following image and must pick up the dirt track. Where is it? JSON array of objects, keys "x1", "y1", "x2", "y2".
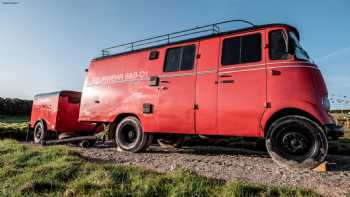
[{"x1": 75, "y1": 142, "x2": 350, "y2": 197}]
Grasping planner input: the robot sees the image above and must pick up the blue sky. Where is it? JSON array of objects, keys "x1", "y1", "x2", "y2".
[{"x1": 0, "y1": 0, "x2": 349, "y2": 107}]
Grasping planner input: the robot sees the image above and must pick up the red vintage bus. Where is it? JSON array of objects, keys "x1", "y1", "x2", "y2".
[{"x1": 30, "y1": 20, "x2": 343, "y2": 169}]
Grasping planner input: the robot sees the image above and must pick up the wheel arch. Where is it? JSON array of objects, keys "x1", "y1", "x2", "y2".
[
  {"x1": 34, "y1": 119, "x2": 48, "y2": 130},
  {"x1": 263, "y1": 108, "x2": 322, "y2": 137}
]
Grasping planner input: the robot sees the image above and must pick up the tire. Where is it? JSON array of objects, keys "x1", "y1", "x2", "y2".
[
  {"x1": 33, "y1": 120, "x2": 47, "y2": 144},
  {"x1": 266, "y1": 115, "x2": 328, "y2": 169},
  {"x1": 115, "y1": 116, "x2": 151, "y2": 152}
]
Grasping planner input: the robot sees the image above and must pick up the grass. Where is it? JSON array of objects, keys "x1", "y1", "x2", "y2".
[
  {"x1": 0, "y1": 114, "x2": 29, "y2": 123},
  {"x1": 0, "y1": 139, "x2": 318, "y2": 197},
  {"x1": 0, "y1": 114, "x2": 29, "y2": 141}
]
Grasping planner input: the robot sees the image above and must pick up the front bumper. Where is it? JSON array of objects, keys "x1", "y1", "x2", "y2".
[{"x1": 324, "y1": 124, "x2": 344, "y2": 139}]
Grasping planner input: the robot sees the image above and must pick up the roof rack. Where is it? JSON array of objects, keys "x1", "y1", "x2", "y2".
[{"x1": 101, "y1": 19, "x2": 256, "y2": 57}]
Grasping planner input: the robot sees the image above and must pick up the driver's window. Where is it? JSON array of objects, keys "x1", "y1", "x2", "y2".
[{"x1": 269, "y1": 30, "x2": 290, "y2": 60}]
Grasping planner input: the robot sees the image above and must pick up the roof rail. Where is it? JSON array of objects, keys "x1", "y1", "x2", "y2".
[{"x1": 101, "y1": 19, "x2": 256, "y2": 57}]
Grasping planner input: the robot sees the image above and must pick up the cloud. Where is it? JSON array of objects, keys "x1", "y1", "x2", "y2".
[{"x1": 318, "y1": 45, "x2": 350, "y2": 62}]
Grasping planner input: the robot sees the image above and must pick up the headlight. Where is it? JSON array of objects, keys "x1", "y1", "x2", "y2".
[{"x1": 321, "y1": 96, "x2": 331, "y2": 112}]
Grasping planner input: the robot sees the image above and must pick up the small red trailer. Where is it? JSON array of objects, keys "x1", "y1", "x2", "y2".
[
  {"x1": 30, "y1": 19, "x2": 344, "y2": 168},
  {"x1": 30, "y1": 91, "x2": 103, "y2": 145}
]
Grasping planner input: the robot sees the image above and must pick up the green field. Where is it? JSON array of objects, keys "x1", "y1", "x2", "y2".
[
  {"x1": 0, "y1": 139, "x2": 318, "y2": 197},
  {"x1": 0, "y1": 115, "x2": 29, "y2": 141}
]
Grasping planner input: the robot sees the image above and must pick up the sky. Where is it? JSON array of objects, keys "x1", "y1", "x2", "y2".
[{"x1": 0, "y1": 0, "x2": 349, "y2": 108}]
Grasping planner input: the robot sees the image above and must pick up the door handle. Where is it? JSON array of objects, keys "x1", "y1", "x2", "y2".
[
  {"x1": 271, "y1": 70, "x2": 281, "y2": 76},
  {"x1": 160, "y1": 80, "x2": 170, "y2": 83},
  {"x1": 219, "y1": 74, "x2": 232, "y2": 78},
  {"x1": 220, "y1": 80, "x2": 235, "y2": 84},
  {"x1": 94, "y1": 100, "x2": 100, "y2": 104}
]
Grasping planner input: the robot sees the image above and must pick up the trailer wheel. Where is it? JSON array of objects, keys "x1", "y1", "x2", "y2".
[
  {"x1": 33, "y1": 120, "x2": 47, "y2": 144},
  {"x1": 266, "y1": 115, "x2": 328, "y2": 169},
  {"x1": 115, "y1": 116, "x2": 151, "y2": 153}
]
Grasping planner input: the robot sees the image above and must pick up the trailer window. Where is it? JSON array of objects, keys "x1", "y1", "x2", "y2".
[
  {"x1": 269, "y1": 30, "x2": 289, "y2": 60},
  {"x1": 222, "y1": 33, "x2": 261, "y2": 66},
  {"x1": 164, "y1": 45, "x2": 196, "y2": 72}
]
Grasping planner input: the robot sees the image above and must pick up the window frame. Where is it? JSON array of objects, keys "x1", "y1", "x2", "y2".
[
  {"x1": 221, "y1": 32, "x2": 263, "y2": 66},
  {"x1": 163, "y1": 44, "x2": 196, "y2": 73}
]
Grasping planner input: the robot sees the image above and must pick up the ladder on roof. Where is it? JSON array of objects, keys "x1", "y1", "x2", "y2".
[{"x1": 101, "y1": 19, "x2": 256, "y2": 57}]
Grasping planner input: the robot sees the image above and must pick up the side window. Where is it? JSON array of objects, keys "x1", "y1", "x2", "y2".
[
  {"x1": 164, "y1": 45, "x2": 196, "y2": 72},
  {"x1": 269, "y1": 30, "x2": 289, "y2": 60},
  {"x1": 164, "y1": 48, "x2": 181, "y2": 72},
  {"x1": 180, "y1": 45, "x2": 196, "y2": 71},
  {"x1": 241, "y1": 34, "x2": 262, "y2": 63},
  {"x1": 222, "y1": 37, "x2": 240, "y2": 65},
  {"x1": 222, "y1": 33, "x2": 262, "y2": 66}
]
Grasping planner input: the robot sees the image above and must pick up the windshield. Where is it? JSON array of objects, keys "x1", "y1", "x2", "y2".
[{"x1": 288, "y1": 31, "x2": 310, "y2": 61}]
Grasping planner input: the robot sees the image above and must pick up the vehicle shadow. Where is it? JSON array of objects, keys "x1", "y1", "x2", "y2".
[
  {"x1": 326, "y1": 155, "x2": 350, "y2": 171},
  {"x1": 150, "y1": 145, "x2": 270, "y2": 158}
]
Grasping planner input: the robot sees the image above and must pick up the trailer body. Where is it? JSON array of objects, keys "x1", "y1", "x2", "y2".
[{"x1": 30, "y1": 91, "x2": 99, "y2": 135}]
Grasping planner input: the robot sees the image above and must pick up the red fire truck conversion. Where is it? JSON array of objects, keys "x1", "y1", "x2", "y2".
[{"x1": 30, "y1": 20, "x2": 343, "y2": 169}]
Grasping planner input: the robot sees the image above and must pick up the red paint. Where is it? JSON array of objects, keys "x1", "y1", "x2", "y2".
[
  {"x1": 30, "y1": 91, "x2": 101, "y2": 135},
  {"x1": 31, "y1": 24, "x2": 333, "y2": 137}
]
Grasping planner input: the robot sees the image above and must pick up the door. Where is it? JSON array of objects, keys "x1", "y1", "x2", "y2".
[
  {"x1": 195, "y1": 38, "x2": 220, "y2": 135},
  {"x1": 157, "y1": 43, "x2": 198, "y2": 134},
  {"x1": 217, "y1": 31, "x2": 267, "y2": 137}
]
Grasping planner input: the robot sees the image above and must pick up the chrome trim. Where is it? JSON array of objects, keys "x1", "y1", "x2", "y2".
[
  {"x1": 197, "y1": 69, "x2": 217, "y2": 75},
  {"x1": 269, "y1": 65, "x2": 318, "y2": 70},
  {"x1": 219, "y1": 67, "x2": 266, "y2": 74},
  {"x1": 219, "y1": 63, "x2": 265, "y2": 70},
  {"x1": 266, "y1": 61, "x2": 310, "y2": 65},
  {"x1": 88, "y1": 63, "x2": 317, "y2": 87},
  {"x1": 159, "y1": 72, "x2": 196, "y2": 78}
]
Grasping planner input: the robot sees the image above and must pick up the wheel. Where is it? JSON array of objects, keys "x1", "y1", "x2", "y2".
[
  {"x1": 157, "y1": 135, "x2": 184, "y2": 148},
  {"x1": 115, "y1": 116, "x2": 151, "y2": 152},
  {"x1": 266, "y1": 115, "x2": 328, "y2": 169},
  {"x1": 33, "y1": 120, "x2": 47, "y2": 144}
]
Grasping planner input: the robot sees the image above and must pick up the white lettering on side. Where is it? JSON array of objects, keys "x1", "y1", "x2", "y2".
[{"x1": 88, "y1": 71, "x2": 149, "y2": 87}]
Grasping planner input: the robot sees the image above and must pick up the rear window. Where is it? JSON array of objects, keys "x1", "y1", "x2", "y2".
[
  {"x1": 222, "y1": 33, "x2": 262, "y2": 66},
  {"x1": 164, "y1": 45, "x2": 196, "y2": 72}
]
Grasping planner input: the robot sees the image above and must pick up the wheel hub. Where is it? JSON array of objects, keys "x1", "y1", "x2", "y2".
[
  {"x1": 282, "y1": 132, "x2": 309, "y2": 155},
  {"x1": 35, "y1": 126, "x2": 42, "y2": 139},
  {"x1": 120, "y1": 124, "x2": 138, "y2": 145},
  {"x1": 128, "y1": 130, "x2": 136, "y2": 139}
]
